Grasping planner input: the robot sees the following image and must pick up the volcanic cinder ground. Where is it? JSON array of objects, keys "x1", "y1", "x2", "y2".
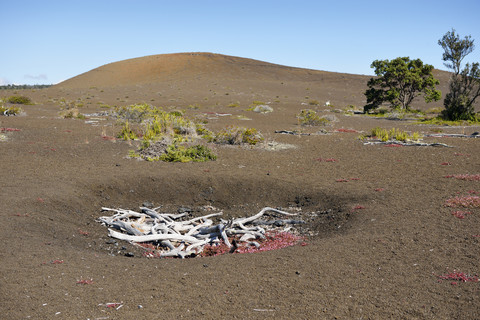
[{"x1": 1, "y1": 53, "x2": 479, "y2": 319}]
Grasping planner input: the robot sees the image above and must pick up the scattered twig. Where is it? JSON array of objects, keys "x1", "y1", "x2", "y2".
[
  {"x1": 363, "y1": 140, "x2": 452, "y2": 147},
  {"x1": 426, "y1": 133, "x2": 480, "y2": 138}
]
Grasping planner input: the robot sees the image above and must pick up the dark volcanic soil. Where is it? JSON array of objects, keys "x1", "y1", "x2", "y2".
[{"x1": 1, "y1": 53, "x2": 479, "y2": 319}]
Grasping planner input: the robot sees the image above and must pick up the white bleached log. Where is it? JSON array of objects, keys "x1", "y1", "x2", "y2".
[{"x1": 108, "y1": 229, "x2": 202, "y2": 244}]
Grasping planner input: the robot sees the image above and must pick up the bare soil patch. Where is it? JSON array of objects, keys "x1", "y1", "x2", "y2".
[{"x1": 1, "y1": 53, "x2": 479, "y2": 319}]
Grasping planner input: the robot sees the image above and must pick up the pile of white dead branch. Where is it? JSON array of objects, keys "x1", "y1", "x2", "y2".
[{"x1": 98, "y1": 206, "x2": 305, "y2": 258}]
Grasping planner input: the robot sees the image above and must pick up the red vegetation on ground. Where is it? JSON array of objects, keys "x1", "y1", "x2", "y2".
[
  {"x1": 201, "y1": 231, "x2": 304, "y2": 257},
  {"x1": 445, "y1": 174, "x2": 480, "y2": 181},
  {"x1": 352, "y1": 205, "x2": 366, "y2": 211},
  {"x1": 50, "y1": 259, "x2": 64, "y2": 264},
  {"x1": 0, "y1": 127, "x2": 21, "y2": 132},
  {"x1": 315, "y1": 157, "x2": 337, "y2": 162},
  {"x1": 436, "y1": 270, "x2": 479, "y2": 283},
  {"x1": 445, "y1": 195, "x2": 480, "y2": 208},
  {"x1": 335, "y1": 128, "x2": 359, "y2": 133},
  {"x1": 451, "y1": 210, "x2": 472, "y2": 219},
  {"x1": 76, "y1": 279, "x2": 94, "y2": 285},
  {"x1": 78, "y1": 229, "x2": 89, "y2": 236}
]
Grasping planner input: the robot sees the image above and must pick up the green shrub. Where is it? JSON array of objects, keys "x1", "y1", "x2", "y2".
[
  {"x1": 297, "y1": 109, "x2": 330, "y2": 126},
  {"x1": 7, "y1": 95, "x2": 32, "y2": 104},
  {"x1": 160, "y1": 144, "x2": 217, "y2": 162},
  {"x1": 115, "y1": 103, "x2": 163, "y2": 122}
]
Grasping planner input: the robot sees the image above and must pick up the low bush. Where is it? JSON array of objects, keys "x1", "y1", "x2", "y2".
[
  {"x1": 211, "y1": 126, "x2": 264, "y2": 145},
  {"x1": 7, "y1": 95, "x2": 32, "y2": 104},
  {"x1": 297, "y1": 109, "x2": 330, "y2": 126},
  {"x1": 59, "y1": 108, "x2": 86, "y2": 119}
]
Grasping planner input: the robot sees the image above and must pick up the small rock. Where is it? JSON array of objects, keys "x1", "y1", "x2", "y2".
[
  {"x1": 142, "y1": 201, "x2": 154, "y2": 208},
  {"x1": 121, "y1": 246, "x2": 127, "y2": 250},
  {"x1": 295, "y1": 271, "x2": 300, "y2": 275},
  {"x1": 203, "y1": 264, "x2": 208, "y2": 268},
  {"x1": 106, "y1": 239, "x2": 117, "y2": 245},
  {"x1": 125, "y1": 252, "x2": 135, "y2": 257},
  {"x1": 178, "y1": 207, "x2": 192, "y2": 214}
]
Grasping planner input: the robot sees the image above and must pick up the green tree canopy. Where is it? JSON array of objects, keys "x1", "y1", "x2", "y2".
[
  {"x1": 364, "y1": 57, "x2": 441, "y2": 112},
  {"x1": 438, "y1": 29, "x2": 480, "y2": 121}
]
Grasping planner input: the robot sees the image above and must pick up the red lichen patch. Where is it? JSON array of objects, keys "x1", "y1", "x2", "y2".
[
  {"x1": 101, "y1": 135, "x2": 117, "y2": 141},
  {"x1": 451, "y1": 210, "x2": 472, "y2": 219},
  {"x1": 315, "y1": 157, "x2": 337, "y2": 162},
  {"x1": 76, "y1": 279, "x2": 94, "y2": 285},
  {"x1": 349, "y1": 177, "x2": 360, "y2": 181},
  {"x1": 335, "y1": 128, "x2": 359, "y2": 133},
  {"x1": 440, "y1": 162, "x2": 451, "y2": 166},
  {"x1": 78, "y1": 229, "x2": 89, "y2": 236},
  {"x1": 0, "y1": 127, "x2": 21, "y2": 132},
  {"x1": 374, "y1": 188, "x2": 385, "y2": 192},
  {"x1": 445, "y1": 174, "x2": 480, "y2": 181},
  {"x1": 200, "y1": 231, "x2": 304, "y2": 257},
  {"x1": 445, "y1": 195, "x2": 480, "y2": 208},
  {"x1": 352, "y1": 205, "x2": 366, "y2": 211},
  {"x1": 454, "y1": 152, "x2": 470, "y2": 157},
  {"x1": 50, "y1": 259, "x2": 64, "y2": 264},
  {"x1": 436, "y1": 270, "x2": 479, "y2": 283},
  {"x1": 336, "y1": 179, "x2": 349, "y2": 182}
]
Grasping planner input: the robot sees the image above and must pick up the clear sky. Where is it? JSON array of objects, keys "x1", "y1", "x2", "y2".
[{"x1": 1, "y1": 0, "x2": 479, "y2": 85}]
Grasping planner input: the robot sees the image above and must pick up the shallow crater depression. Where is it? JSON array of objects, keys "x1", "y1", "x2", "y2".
[{"x1": 90, "y1": 173, "x2": 366, "y2": 258}]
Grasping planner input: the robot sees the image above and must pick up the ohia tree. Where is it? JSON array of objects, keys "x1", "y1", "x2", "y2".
[{"x1": 364, "y1": 57, "x2": 441, "y2": 112}]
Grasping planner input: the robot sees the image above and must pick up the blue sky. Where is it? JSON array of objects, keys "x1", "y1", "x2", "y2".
[{"x1": 1, "y1": 0, "x2": 479, "y2": 85}]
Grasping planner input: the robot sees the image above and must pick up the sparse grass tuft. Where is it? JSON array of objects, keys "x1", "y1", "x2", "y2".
[
  {"x1": 361, "y1": 127, "x2": 422, "y2": 142},
  {"x1": 418, "y1": 116, "x2": 480, "y2": 126},
  {"x1": 159, "y1": 144, "x2": 217, "y2": 162},
  {"x1": 117, "y1": 120, "x2": 139, "y2": 140}
]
